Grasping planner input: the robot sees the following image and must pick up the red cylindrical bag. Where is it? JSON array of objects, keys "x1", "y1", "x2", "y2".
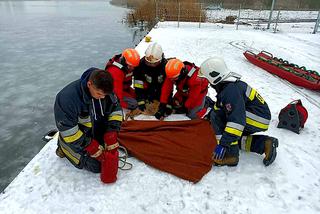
[
  {"x1": 100, "y1": 132, "x2": 119, "y2": 183},
  {"x1": 100, "y1": 150, "x2": 118, "y2": 183}
]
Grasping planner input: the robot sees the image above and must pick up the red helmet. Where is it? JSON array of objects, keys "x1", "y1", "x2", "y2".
[
  {"x1": 165, "y1": 59, "x2": 184, "y2": 79},
  {"x1": 122, "y1": 48, "x2": 140, "y2": 67}
]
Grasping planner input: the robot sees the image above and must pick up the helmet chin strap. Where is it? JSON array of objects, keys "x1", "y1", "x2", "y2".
[
  {"x1": 120, "y1": 56, "x2": 126, "y2": 65},
  {"x1": 230, "y1": 72, "x2": 242, "y2": 80},
  {"x1": 176, "y1": 67, "x2": 188, "y2": 81},
  {"x1": 211, "y1": 72, "x2": 242, "y2": 92},
  {"x1": 221, "y1": 72, "x2": 242, "y2": 83}
]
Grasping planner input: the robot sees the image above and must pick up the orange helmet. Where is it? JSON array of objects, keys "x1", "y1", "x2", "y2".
[
  {"x1": 122, "y1": 48, "x2": 140, "y2": 67},
  {"x1": 165, "y1": 59, "x2": 184, "y2": 79}
]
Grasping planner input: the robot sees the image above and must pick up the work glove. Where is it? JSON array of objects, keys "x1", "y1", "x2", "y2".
[
  {"x1": 213, "y1": 144, "x2": 226, "y2": 160},
  {"x1": 155, "y1": 103, "x2": 167, "y2": 120},
  {"x1": 85, "y1": 139, "x2": 104, "y2": 161},
  {"x1": 172, "y1": 97, "x2": 186, "y2": 114},
  {"x1": 138, "y1": 100, "x2": 146, "y2": 111},
  {"x1": 165, "y1": 104, "x2": 173, "y2": 116}
]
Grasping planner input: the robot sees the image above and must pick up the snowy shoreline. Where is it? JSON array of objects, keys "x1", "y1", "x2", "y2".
[{"x1": 1, "y1": 22, "x2": 320, "y2": 214}]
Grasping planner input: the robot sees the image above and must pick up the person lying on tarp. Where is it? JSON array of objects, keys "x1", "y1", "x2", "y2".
[
  {"x1": 105, "y1": 48, "x2": 140, "y2": 110},
  {"x1": 155, "y1": 58, "x2": 209, "y2": 120},
  {"x1": 133, "y1": 43, "x2": 167, "y2": 114},
  {"x1": 199, "y1": 57, "x2": 279, "y2": 167},
  {"x1": 54, "y1": 68, "x2": 123, "y2": 183}
]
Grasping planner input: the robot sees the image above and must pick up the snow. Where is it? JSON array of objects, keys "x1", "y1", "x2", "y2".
[
  {"x1": 206, "y1": 9, "x2": 319, "y2": 23},
  {"x1": 1, "y1": 21, "x2": 320, "y2": 214}
]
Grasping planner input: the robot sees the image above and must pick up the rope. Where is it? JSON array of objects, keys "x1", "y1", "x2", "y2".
[{"x1": 118, "y1": 145, "x2": 133, "y2": 170}]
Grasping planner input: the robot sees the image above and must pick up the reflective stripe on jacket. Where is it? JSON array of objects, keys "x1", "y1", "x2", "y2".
[
  {"x1": 133, "y1": 57, "x2": 167, "y2": 102},
  {"x1": 214, "y1": 80, "x2": 271, "y2": 147}
]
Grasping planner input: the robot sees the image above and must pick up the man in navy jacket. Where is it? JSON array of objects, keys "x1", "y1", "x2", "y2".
[
  {"x1": 199, "y1": 57, "x2": 278, "y2": 167},
  {"x1": 54, "y1": 68, "x2": 123, "y2": 172}
]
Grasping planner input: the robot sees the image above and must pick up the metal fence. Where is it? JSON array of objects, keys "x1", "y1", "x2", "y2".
[
  {"x1": 126, "y1": 1, "x2": 320, "y2": 34},
  {"x1": 151, "y1": 1, "x2": 320, "y2": 33},
  {"x1": 155, "y1": 1, "x2": 205, "y2": 28},
  {"x1": 313, "y1": 10, "x2": 320, "y2": 34},
  {"x1": 199, "y1": 0, "x2": 320, "y2": 10}
]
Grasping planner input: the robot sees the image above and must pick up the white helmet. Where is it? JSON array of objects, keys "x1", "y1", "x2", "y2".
[
  {"x1": 145, "y1": 43, "x2": 163, "y2": 64},
  {"x1": 199, "y1": 57, "x2": 241, "y2": 85}
]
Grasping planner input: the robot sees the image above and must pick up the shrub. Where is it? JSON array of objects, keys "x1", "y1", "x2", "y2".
[{"x1": 126, "y1": 0, "x2": 207, "y2": 29}]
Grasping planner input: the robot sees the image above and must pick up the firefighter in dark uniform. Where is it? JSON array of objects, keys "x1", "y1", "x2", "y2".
[
  {"x1": 133, "y1": 43, "x2": 167, "y2": 112},
  {"x1": 155, "y1": 58, "x2": 209, "y2": 120},
  {"x1": 54, "y1": 68, "x2": 123, "y2": 173},
  {"x1": 199, "y1": 57, "x2": 279, "y2": 167}
]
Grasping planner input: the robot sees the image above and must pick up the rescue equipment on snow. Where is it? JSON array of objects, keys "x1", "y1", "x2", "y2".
[
  {"x1": 145, "y1": 36, "x2": 152, "y2": 43},
  {"x1": 100, "y1": 132, "x2": 120, "y2": 183},
  {"x1": 244, "y1": 50, "x2": 320, "y2": 90},
  {"x1": 118, "y1": 145, "x2": 133, "y2": 170},
  {"x1": 100, "y1": 150, "x2": 119, "y2": 183},
  {"x1": 277, "y1": 100, "x2": 308, "y2": 134}
]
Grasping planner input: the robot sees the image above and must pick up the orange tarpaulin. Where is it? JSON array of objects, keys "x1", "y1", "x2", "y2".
[{"x1": 118, "y1": 119, "x2": 217, "y2": 183}]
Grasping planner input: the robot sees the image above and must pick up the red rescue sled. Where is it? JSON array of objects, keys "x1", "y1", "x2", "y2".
[{"x1": 244, "y1": 50, "x2": 320, "y2": 91}]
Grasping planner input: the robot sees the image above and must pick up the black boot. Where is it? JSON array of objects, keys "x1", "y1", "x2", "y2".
[
  {"x1": 263, "y1": 137, "x2": 279, "y2": 166},
  {"x1": 240, "y1": 135, "x2": 279, "y2": 166}
]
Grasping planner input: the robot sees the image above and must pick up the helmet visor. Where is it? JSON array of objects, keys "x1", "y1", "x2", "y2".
[
  {"x1": 145, "y1": 55, "x2": 161, "y2": 64},
  {"x1": 198, "y1": 69, "x2": 222, "y2": 84},
  {"x1": 197, "y1": 69, "x2": 206, "y2": 78}
]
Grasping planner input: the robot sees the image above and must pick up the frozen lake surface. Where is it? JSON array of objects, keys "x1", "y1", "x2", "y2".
[{"x1": 0, "y1": 0, "x2": 139, "y2": 191}]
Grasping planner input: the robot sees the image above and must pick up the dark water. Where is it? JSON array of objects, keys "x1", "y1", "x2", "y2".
[{"x1": 0, "y1": 0, "x2": 144, "y2": 192}]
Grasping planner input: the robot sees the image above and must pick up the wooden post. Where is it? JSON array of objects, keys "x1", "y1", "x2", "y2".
[
  {"x1": 199, "y1": 3, "x2": 202, "y2": 28},
  {"x1": 155, "y1": 0, "x2": 158, "y2": 23},
  {"x1": 178, "y1": 2, "x2": 180, "y2": 28}
]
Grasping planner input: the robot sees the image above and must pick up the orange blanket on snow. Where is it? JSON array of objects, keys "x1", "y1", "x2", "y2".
[{"x1": 118, "y1": 119, "x2": 217, "y2": 183}]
